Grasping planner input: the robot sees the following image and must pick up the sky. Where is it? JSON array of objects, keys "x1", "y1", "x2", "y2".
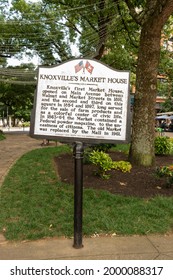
[{"x1": 8, "y1": 55, "x2": 41, "y2": 67}]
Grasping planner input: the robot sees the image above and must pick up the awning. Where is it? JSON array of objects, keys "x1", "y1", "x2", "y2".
[{"x1": 155, "y1": 115, "x2": 169, "y2": 119}]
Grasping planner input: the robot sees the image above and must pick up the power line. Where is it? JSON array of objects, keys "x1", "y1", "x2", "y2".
[
  {"x1": 0, "y1": 3, "x2": 97, "y2": 25},
  {"x1": 0, "y1": 0, "x2": 161, "y2": 83},
  {"x1": 0, "y1": 0, "x2": 125, "y2": 63},
  {"x1": 0, "y1": 78, "x2": 37, "y2": 85}
]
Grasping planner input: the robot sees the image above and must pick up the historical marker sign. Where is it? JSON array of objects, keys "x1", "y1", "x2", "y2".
[
  {"x1": 30, "y1": 59, "x2": 131, "y2": 248},
  {"x1": 30, "y1": 59, "x2": 131, "y2": 143}
]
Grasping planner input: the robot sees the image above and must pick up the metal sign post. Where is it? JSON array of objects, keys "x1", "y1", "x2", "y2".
[{"x1": 73, "y1": 142, "x2": 84, "y2": 249}]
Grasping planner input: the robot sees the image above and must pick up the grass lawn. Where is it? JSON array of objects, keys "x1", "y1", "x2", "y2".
[{"x1": 0, "y1": 144, "x2": 173, "y2": 241}]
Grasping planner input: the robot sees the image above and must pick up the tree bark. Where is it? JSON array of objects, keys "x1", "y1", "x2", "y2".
[
  {"x1": 129, "y1": 22, "x2": 161, "y2": 166},
  {"x1": 128, "y1": 0, "x2": 173, "y2": 166}
]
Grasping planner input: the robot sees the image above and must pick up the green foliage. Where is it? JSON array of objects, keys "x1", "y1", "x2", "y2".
[
  {"x1": 156, "y1": 165, "x2": 173, "y2": 177},
  {"x1": 22, "y1": 121, "x2": 30, "y2": 127},
  {"x1": 161, "y1": 98, "x2": 173, "y2": 112},
  {"x1": 159, "y1": 18, "x2": 173, "y2": 99},
  {"x1": 112, "y1": 160, "x2": 132, "y2": 173},
  {"x1": 168, "y1": 137, "x2": 173, "y2": 154},
  {"x1": 156, "y1": 165, "x2": 173, "y2": 187},
  {"x1": 92, "y1": 143, "x2": 116, "y2": 152},
  {"x1": 83, "y1": 148, "x2": 92, "y2": 164},
  {"x1": 1, "y1": 0, "x2": 140, "y2": 69},
  {"x1": 0, "y1": 63, "x2": 36, "y2": 121},
  {"x1": 89, "y1": 150, "x2": 113, "y2": 179},
  {"x1": 0, "y1": 130, "x2": 5, "y2": 141},
  {"x1": 10, "y1": 0, "x2": 72, "y2": 64},
  {"x1": 83, "y1": 144, "x2": 116, "y2": 164},
  {"x1": 154, "y1": 136, "x2": 172, "y2": 155},
  {"x1": 89, "y1": 150, "x2": 132, "y2": 179}
]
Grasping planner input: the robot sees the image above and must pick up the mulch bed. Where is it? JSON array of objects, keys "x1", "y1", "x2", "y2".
[{"x1": 54, "y1": 151, "x2": 173, "y2": 198}]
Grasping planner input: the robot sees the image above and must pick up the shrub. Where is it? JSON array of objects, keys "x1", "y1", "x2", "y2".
[
  {"x1": 154, "y1": 136, "x2": 172, "y2": 155},
  {"x1": 156, "y1": 165, "x2": 173, "y2": 187},
  {"x1": 83, "y1": 147, "x2": 93, "y2": 164},
  {"x1": 83, "y1": 144, "x2": 116, "y2": 164},
  {"x1": 112, "y1": 160, "x2": 132, "y2": 173},
  {"x1": 91, "y1": 143, "x2": 116, "y2": 152},
  {"x1": 22, "y1": 121, "x2": 30, "y2": 127},
  {"x1": 89, "y1": 150, "x2": 113, "y2": 179},
  {"x1": 0, "y1": 130, "x2": 5, "y2": 141},
  {"x1": 89, "y1": 150, "x2": 132, "y2": 179},
  {"x1": 168, "y1": 138, "x2": 173, "y2": 154}
]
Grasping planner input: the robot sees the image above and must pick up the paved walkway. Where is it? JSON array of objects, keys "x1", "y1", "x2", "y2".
[
  {"x1": 0, "y1": 132, "x2": 41, "y2": 186},
  {"x1": 0, "y1": 131, "x2": 173, "y2": 260}
]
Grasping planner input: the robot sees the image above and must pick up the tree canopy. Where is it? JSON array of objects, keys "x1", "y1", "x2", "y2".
[
  {"x1": 0, "y1": 63, "x2": 36, "y2": 121},
  {"x1": 1, "y1": 0, "x2": 173, "y2": 166}
]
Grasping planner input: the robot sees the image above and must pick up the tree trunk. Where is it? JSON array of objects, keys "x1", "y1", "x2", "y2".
[
  {"x1": 128, "y1": 0, "x2": 173, "y2": 167},
  {"x1": 129, "y1": 20, "x2": 162, "y2": 166}
]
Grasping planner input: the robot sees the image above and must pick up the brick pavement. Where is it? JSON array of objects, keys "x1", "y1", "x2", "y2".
[{"x1": 0, "y1": 133, "x2": 41, "y2": 187}]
